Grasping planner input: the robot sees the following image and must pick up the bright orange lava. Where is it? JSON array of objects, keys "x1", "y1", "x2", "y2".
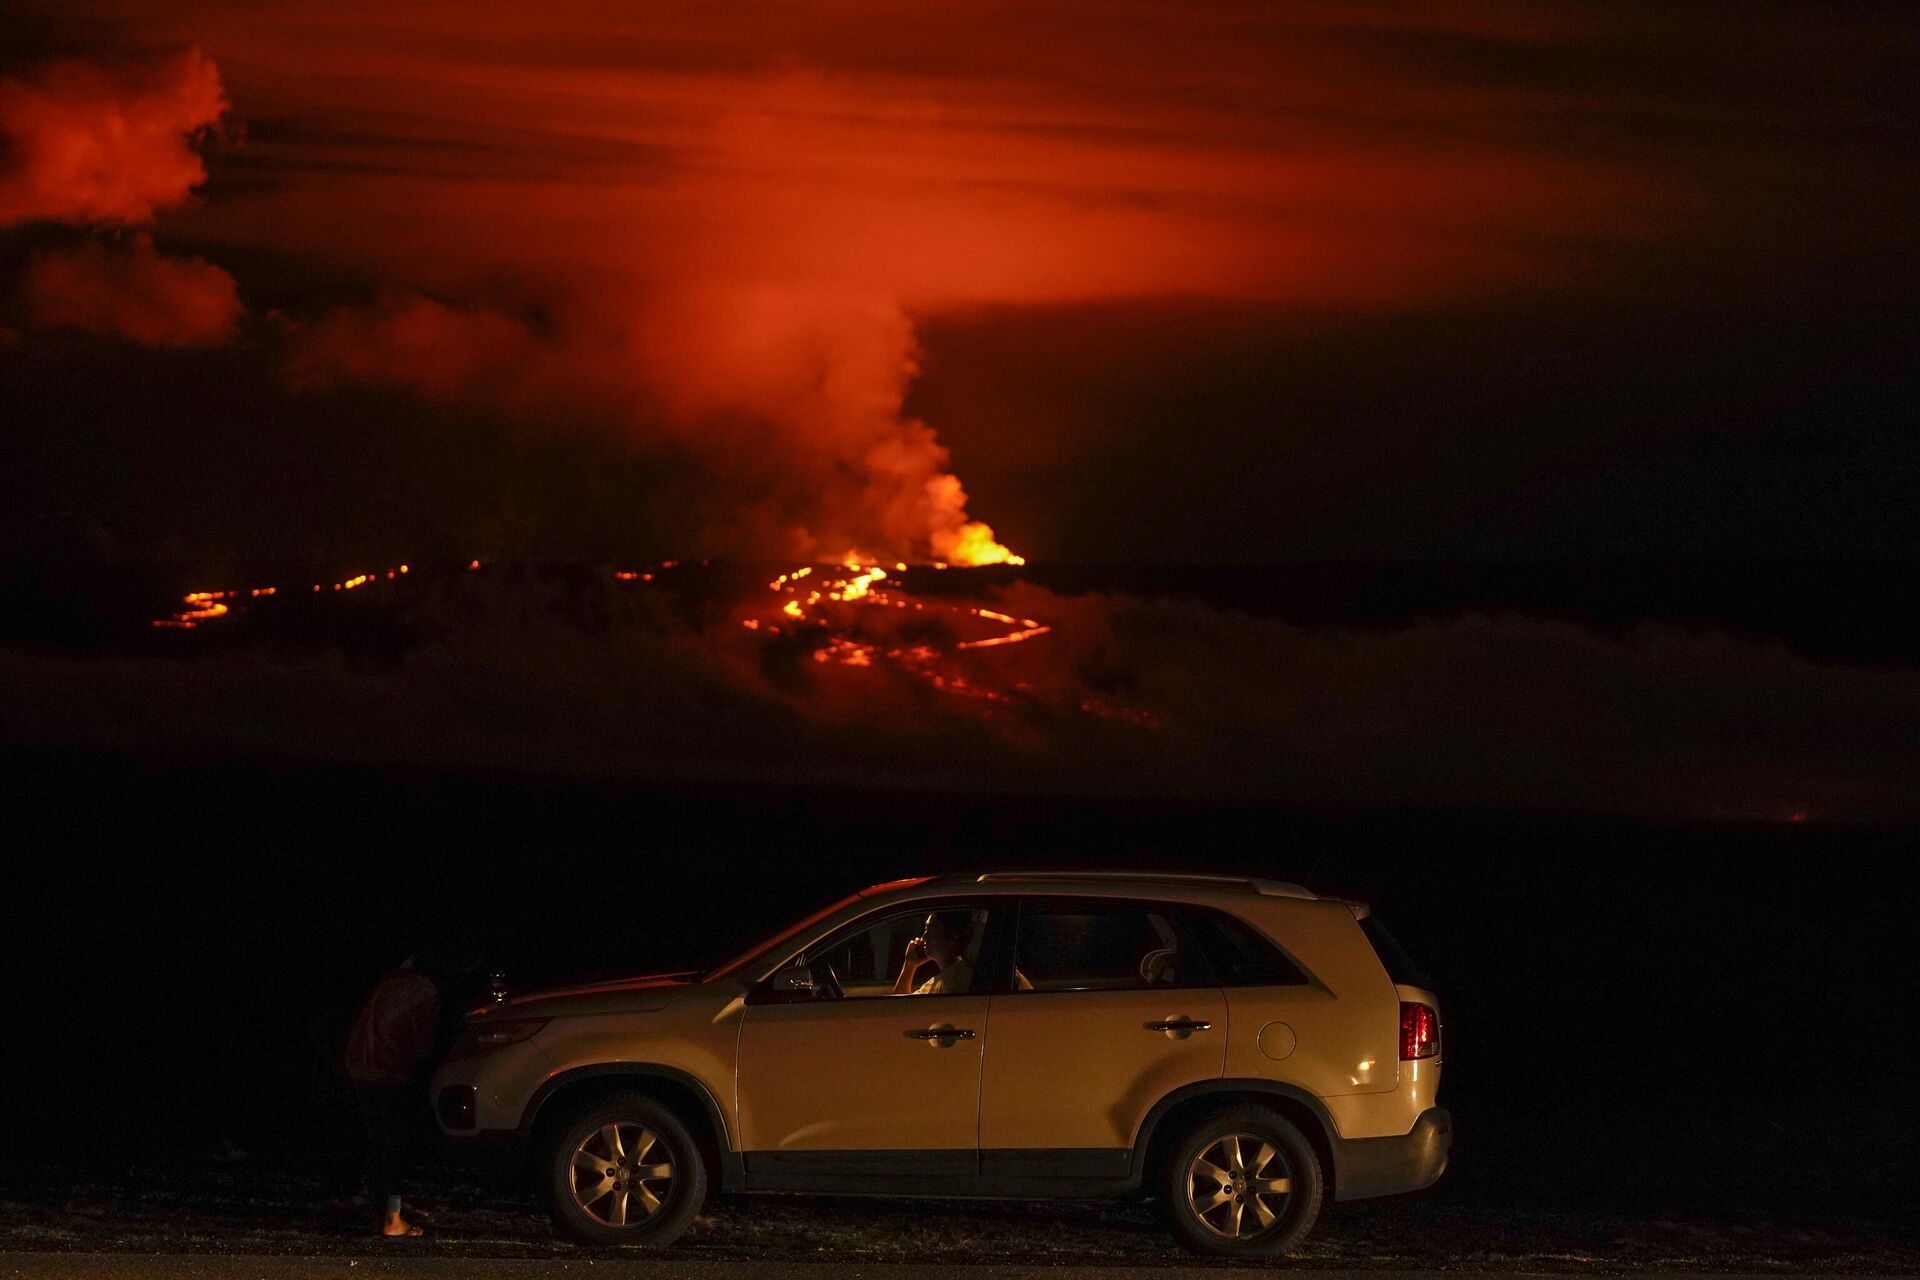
[
  {"x1": 148, "y1": 554, "x2": 1157, "y2": 727},
  {"x1": 745, "y1": 556, "x2": 1083, "y2": 711},
  {"x1": 155, "y1": 562, "x2": 410, "y2": 628}
]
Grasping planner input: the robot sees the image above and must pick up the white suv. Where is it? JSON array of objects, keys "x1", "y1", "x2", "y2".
[{"x1": 434, "y1": 871, "x2": 1449, "y2": 1257}]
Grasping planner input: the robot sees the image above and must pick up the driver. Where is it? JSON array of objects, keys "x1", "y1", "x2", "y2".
[{"x1": 892, "y1": 912, "x2": 974, "y2": 995}]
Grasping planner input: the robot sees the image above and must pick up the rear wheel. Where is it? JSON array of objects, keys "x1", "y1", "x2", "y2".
[
  {"x1": 544, "y1": 1094, "x2": 707, "y2": 1247},
  {"x1": 1163, "y1": 1105, "x2": 1323, "y2": 1257}
]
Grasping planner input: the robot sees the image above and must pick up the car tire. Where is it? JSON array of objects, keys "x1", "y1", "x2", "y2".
[
  {"x1": 545, "y1": 1094, "x2": 707, "y2": 1247},
  {"x1": 1162, "y1": 1104, "x2": 1323, "y2": 1257}
]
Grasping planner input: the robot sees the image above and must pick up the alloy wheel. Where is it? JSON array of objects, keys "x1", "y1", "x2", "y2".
[
  {"x1": 569, "y1": 1122, "x2": 674, "y2": 1228},
  {"x1": 1185, "y1": 1132, "x2": 1293, "y2": 1240}
]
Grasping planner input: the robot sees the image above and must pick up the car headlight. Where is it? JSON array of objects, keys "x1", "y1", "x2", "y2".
[{"x1": 469, "y1": 1017, "x2": 549, "y2": 1050}]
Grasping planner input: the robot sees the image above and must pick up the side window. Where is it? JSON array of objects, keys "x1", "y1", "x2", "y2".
[
  {"x1": 1182, "y1": 908, "x2": 1310, "y2": 986},
  {"x1": 1012, "y1": 901, "x2": 1198, "y2": 992},
  {"x1": 809, "y1": 905, "x2": 992, "y2": 998}
]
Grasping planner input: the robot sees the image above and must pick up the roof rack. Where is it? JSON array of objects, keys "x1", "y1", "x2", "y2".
[{"x1": 971, "y1": 870, "x2": 1316, "y2": 900}]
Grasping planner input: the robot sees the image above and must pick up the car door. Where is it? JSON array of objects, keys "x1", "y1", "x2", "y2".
[
  {"x1": 978, "y1": 897, "x2": 1225, "y2": 1178},
  {"x1": 735, "y1": 900, "x2": 1003, "y2": 1180}
]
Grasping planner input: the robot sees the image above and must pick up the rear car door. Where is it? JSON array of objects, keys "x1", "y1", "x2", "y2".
[{"x1": 977, "y1": 897, "x2": 1225, "y2": 1178}]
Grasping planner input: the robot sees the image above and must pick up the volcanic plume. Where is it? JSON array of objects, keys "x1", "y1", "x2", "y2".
[
  {"x1": 2, "y1": 37, "x2": 1039, "y2": 565},
  {"x1": 0, "y1": 47, "x2": 225, "y2": 228},
  {"x1": 284, "y1": 287, "x2": 1023, "y2": 566}
]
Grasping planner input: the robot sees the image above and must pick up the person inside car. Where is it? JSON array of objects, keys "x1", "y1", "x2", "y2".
[{"x1": 892, "y1": 912, "x2": 974, "y2": 995}]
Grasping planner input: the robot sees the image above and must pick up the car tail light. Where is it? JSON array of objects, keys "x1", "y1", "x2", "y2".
[
  {"x1": 1400, "y1": 1001, "x2": 1440, "y2": 1060},
  {"x1": 471, "y1": 1017, "x2": 548, "y2": 1050}
]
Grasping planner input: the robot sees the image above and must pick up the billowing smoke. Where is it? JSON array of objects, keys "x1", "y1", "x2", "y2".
[
  {"x1": 16, "y1": 233, "x2": 240, "y2": 346},
  {"x1": 626, "y1": 287, "x2": 1017, "y2": 564},
  {"x1": 2, "y1": 48, "x2": 241, "y2": 352},
  {"x1": 0, "y1": 49, "x2": 225, "y2": 228},
  {"x1": 284, "y1": 287, "x2": 1021, "y2": 563}
]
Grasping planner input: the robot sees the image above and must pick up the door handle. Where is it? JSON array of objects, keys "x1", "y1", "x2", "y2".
[
  {"x1": 1146, "y1": 1018, "x2": 1213, "y2": 1033},
  {"x1": 906, "y1": 1026, "x2": 976, "y2": 1041}
]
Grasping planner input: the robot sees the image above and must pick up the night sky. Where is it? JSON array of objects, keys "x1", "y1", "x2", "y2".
[{"x1": 5, "y1": 1, "x2": 1914, "y2": 566}]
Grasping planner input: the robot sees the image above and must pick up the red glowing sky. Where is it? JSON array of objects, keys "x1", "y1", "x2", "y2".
[
  {"x1": 95, "y1": 2, "x2": 1666, "y2": 305},
  {"x1": 2, "y1": 0, "x2": 1914, "y2": 563}
]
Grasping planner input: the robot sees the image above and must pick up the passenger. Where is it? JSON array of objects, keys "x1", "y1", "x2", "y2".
[{"x1": 892, "y1": 913, "x2": 974, "y2": 995}]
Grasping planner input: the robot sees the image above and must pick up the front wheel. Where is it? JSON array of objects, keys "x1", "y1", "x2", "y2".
[
  {"x1": 1163, "y1": 1105, "x2": 1323, "y2": 1257},
  {"x1": 545, "y1": 1095, "x2": 707, "y2": 1247}
]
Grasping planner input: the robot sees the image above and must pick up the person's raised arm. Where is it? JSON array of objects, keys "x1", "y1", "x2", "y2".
[{"x1": 893, "y1": 934, "x2": 929, "y2": 994}]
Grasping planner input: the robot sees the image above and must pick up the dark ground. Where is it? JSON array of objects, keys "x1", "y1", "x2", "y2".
[
  {"x1": 4, "y1": 1161, "x2": 1918, "y2": 1271},
  {"x1": 15, "y1": 1265, "x2": 1907, "y2": 1280},
  {"x1": 2, "y1": 751, "x2": 1916, "y2": 1269}
]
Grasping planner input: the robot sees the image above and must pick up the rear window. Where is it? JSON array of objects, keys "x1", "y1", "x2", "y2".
[
  {"x1": 1182, "y1": 909, "x2": 1309, "y2": 986},
  {"x1": 1014, "y1": 900, "x2": 1204, "y2": 991},
  {"x1": 1359, "y1": 916, "x2": 1431, "y2": 988}
]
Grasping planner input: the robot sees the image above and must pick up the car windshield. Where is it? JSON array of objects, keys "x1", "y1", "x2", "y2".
[{"x1": 703, "y1": 891, "x2": 863, "y2": 982}]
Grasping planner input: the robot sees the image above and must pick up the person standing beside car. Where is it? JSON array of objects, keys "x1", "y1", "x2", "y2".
[{"x1": 339, "y1": 955, "x2": 447, "y2": 1238}]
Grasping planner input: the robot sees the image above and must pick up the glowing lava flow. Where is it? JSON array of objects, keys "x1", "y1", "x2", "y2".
[
  {"x1": 762, "y1": 559, "x2": 1050, "y2": 651},
  {"x1": 746, "y1": 557, "x2": 1059, "y2": 707},
  {"x1": 742, "y1": 561, "x2": 1158, "y2": 725},
  {"x1": 149, "y1": 554, "x2": 1158, "y2": 727},
  {"x1": 958, "y1": 609, "x2": 1051, "y2": 649},
  {"x1": 153, "y1": 564, "x2": 413, "y2": 628},
  {"x1": 151, "y1": 586, "x2": 280, "y2": 628}
]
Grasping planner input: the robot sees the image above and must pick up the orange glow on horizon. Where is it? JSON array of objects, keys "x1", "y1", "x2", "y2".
[{"x1": 149, "y1": 554, "x2": 1156, "y2": 725}]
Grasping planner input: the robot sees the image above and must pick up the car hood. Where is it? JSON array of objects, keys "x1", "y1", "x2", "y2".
[{"x1": 479, "y1": 969, "x2": 704, "y2": 1018}]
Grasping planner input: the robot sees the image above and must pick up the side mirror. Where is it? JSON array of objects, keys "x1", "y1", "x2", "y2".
[{"x1": 769, "y1": 964, "x2": 817, "y2": 997}]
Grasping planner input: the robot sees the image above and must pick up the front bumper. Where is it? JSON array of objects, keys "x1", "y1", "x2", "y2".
[
  {"x1": 1331, "y1": 1106, "x2": 1451, "y2": 1201},
  {"x1": 431, "y1": 1038, "x2": 555, "y2": 1137}
]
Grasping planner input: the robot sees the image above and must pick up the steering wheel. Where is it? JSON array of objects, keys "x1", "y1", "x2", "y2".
[{"x1": 811, "y1": 959, "x2": 844, "y2": 1000}]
